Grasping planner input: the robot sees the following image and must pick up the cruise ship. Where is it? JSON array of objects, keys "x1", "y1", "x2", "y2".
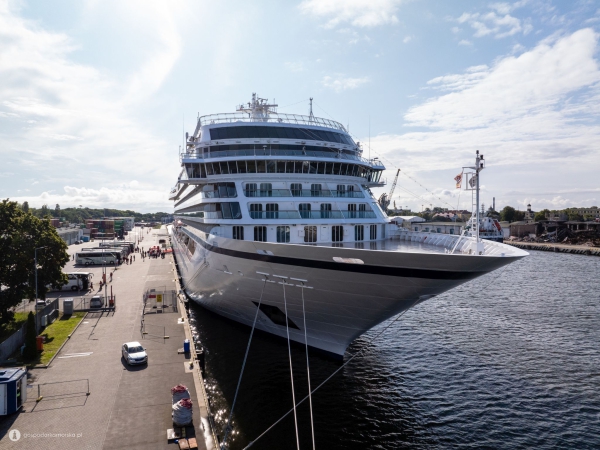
[{"x1": 169, "y1": 94, "x2": 527, "y2": 357}]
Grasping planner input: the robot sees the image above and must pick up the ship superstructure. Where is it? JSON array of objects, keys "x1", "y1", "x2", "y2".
[{"x1": 169, "y1": 94, "x2": 527, "y2": 357}]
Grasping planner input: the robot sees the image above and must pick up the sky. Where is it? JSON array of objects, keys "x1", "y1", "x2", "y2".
[{"x1": 1, "y1": 0, "x2": 599, "y2": 213}]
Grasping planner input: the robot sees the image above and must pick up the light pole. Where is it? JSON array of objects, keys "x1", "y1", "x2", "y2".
[{"x1": 35, "y1": 246, "x2": 46, "y2": 331}]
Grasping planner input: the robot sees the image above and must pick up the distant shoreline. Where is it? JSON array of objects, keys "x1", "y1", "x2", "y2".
[{"x1": 504, "y1": 241, "x2": 600, "y2": 256}]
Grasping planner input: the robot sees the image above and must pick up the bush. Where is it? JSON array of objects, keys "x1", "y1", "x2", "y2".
[{"x1": 23, "y1": 312, "x2": 37, "y2": 360}]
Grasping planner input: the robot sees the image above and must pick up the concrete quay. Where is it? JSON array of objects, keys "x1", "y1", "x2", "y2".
[
  {"x1": 505, "y1": 240, "x2": 600, "y2": 256},
  {"x1": 0, "y1": 226, "x2": 216, "y2": 450}
]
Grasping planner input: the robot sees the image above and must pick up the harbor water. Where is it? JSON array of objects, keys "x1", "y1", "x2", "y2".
[{"x1": 187, "y1": 250, "x2": 600, "y2": 449}]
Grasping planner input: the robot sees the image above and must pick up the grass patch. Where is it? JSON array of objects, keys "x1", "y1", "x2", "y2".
[
  {"x1": 38, "y1": 312, "x2": 85, "y2": 365},
  {"x1": 8, "y1": 312, "x2": 85, "y2": 367},
  {"x1": 0, "y1": 312, "x2": 29, "y2": 342}
]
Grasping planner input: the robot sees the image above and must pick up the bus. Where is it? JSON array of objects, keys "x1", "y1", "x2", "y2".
[
  {"x1": 100, "y1": 242, "x2": 134, "y2": 254},
  {"x1": 82, "y1": 247, "x2": 126, "y2": 261},
  {"x1": 47, "y1": 272, "x2": 93, "y2": 291},
  {"x1": 76, "y1": 252, "x2": 118, "y2": 266}
]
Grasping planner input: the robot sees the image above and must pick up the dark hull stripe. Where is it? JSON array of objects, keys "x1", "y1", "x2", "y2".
[{"x1": 190, "y1": 235, "x2": 485, "y2": 280}]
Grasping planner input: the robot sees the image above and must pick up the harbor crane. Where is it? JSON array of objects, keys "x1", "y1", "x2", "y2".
[{"x1": 377, "y1": 168, "x2": 400, "y2": 211}]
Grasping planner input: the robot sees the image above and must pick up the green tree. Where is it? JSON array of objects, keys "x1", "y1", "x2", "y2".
[
  {"x1": 54, "y1": 203, "x2": 61, "y2": 218},
  {"x1": 23, "y1": 312, "x2": 37, "y2": 360},
  {"x1": 0, "y1": 199, "x2": 69, "y2": 325},
  {"x1": 22, "y1": 201, "x2": 29, "y2": 213},
  {"x1": 40, "y1": 204, "x2": 49, "y2": 217},
  {"x1": 500, "y1": 206, "x2": 517, "y2": 222},
  {"x1": 534, "y1": 209, "x2": 550, "y2": 222}
]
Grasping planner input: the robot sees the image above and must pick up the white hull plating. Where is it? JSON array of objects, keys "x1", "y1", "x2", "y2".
[{"x1": 170, "y1": 225, "x2": 526, "y2": 357}]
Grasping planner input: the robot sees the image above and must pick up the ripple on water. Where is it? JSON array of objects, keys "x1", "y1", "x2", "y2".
[{"x1": 187, "y1": 251, "x2": 600, "y2": 449}]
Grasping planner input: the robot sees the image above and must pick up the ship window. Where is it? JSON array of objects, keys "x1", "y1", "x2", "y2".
[
  {"x1": 277, "y1": 161, "x2": 286, "y2": 173},
  {"x1": 299, "y1": 203, "x2": 311, "y2": 219},
  {"x1": 267, "y1": 160, "x2": 277, "y2": 173},
  {"x1": 200, "y1": 164, "x2": 207, "y2": 178},
  {"x1": 321, "y1": 203, "x2": 332, "y2": 219},
  {"x1": 249, "y1": 204, "x2": 263, "y2": 219},
  {"x1": 206, "y1": 163, "x2": 214, "y2": 176},
  {"x1": 291, "y1": 183, "x2": 302, "y2": 196},
  {"x1": 266, "y1": 203, "x2": 279, "y2": 219},
  {"x1": 237, "y1": 161, "x2": 247, "y2": 173},
  {"x1": 304, "y1": 226, "x2": 317, "y2": 243},
  {"x1": 260, "y1": 183, "x2": 273, "y2": 197},
  {"x1": 233, "y1": 226, "x2": 244, "y2": 240},
  {"x1": 332, "y1": 225, "x2": 343, "y2": 242},
  {"x1": 316, "y1": 162, "x2": 325, "y2": 174},
  {"x1": 247, "y1": 160, "x2": 257, "y2": 173},
  {"x1": 324, "y1": 162, "x2": 333, "y2": 175},
  {"x1": 370, "y1": 225, "x2": 377, "y2": 240},
  {"x1": 437, "y1": 228, "x2": 442, "y2": 233},
  {"x1": 220, "y1": 161, "x2": 229, "y2": 174},
  {"x1": 332, "y1": 163, "x2": 341, "y2": 175},
  {"x1": 254, "y1": 226, "x2": 267, "y2": 242},
  {"x1": 359, "y1": 203, "x2": 367, "y2": 218},
  {"x1": 337, "y1": 184, "x2": 346, "y2": 196},
  {"x1": 348, "y1": 204, "x2": 357, "y2": 218},
  {"x1": 311, "y1": 184, "x2": 322, "y2": 196},
  {"x1": 245, "y1": 183, "x2": 258, "y2": 197},
  {"x1": 355, "y1": 225, "x2": 364, "y2": 241},
  {"x1": 257, "y1": 160, "x2": 266, "y2": 173},
  {"x1": 286, "y1": 161, "x2": 295, "y2": 173},
  {"x1": 450, "y1": 228, "x2": 455, "y2": 234},
  {"x1": 277, "y1": 226, "x2": 290, "y2": 243},
  {"x1": 230, "y1": 202, "x2": 242, "y2": 219}
]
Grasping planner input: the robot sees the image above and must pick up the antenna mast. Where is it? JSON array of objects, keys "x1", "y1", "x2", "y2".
[{"x1": 309, "y1": 97, "x2": 315, "y2": 122}]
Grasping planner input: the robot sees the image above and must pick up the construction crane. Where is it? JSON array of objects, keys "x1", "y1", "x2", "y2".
[{"x1": 377, "y1": 168, "x2": 400, "y2": 211}]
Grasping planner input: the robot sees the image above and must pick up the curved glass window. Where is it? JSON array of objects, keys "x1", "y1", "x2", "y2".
[{"x1": 209, "y1": 126, "x2": 354, "y2": 146}]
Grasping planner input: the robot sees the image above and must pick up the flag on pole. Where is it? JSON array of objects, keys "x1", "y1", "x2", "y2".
[{"x1": 454, "y1": 172, "x2": 463, "y2": 189}]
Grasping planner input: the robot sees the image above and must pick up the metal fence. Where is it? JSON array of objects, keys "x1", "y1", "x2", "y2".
[
  {"x1": 143, "y1": 289, "x2": 177, "y2": 314},
  {"x1": 73, "y1": 294, "x2": 115, "y2": 312},
  {"x1": 36, "y1": 379, "x2": 90, "y2": 400},
  {"x1": 0, "y1": 299, "x2": 60, "y2": 362}
]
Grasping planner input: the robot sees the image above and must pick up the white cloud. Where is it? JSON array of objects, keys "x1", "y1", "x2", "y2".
[
  {"x1": 284, "y1": 61, "x2": 306, "y2": 72},
  {"x1": 322, "y1": 75, "x2": 370, "y2": 92},
  {"x1": 366, "y1": 29, "x2": 600, "y2": 210},
  {"x1": 0, "y1": 1, "x2": 182, "y2": 211},
  {"x1": 299, "y1": 0, "x2": 403, "y2": 28},
  {"x1": 10, "y1": 185, "x2": 170, "y2": 211},
  {"x1": 458, "y1": 39, "x2": 473, "y2": 46},
  {"x1": 456, "y1": 4, "x2": 531, "y2": 39},
  {"x1": 403, "y1": 35, "x2": 413, "y2": 44}
]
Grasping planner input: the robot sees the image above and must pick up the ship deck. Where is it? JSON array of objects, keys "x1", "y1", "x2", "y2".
[{"x1": 308, "y1": 238, "x2": 449, "y2": 254}]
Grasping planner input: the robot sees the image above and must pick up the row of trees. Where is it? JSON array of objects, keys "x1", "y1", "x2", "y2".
[
  {"x1": 387, "y1": 205, "x2": 594, "y2": 223},
  {"x1": 20, "y1": 202, "x2": 171, "y2": 224},
  {"x1": 0, "y1": 200, "x2": 69, "y2": 326}
]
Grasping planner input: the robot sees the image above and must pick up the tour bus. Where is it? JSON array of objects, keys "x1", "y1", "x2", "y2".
[
  {"x1": 82, "y1": 247, "x2": 126, "y2": 261},
  {"x1": 76, "y1": 251, "x2": 118, "y2": 266},
  {"x1": 99, "y1": 242, "x2": 133, "y2": 254},
  {"x1": 47, "y1": 272, "x2": 93, "y2": 291}
]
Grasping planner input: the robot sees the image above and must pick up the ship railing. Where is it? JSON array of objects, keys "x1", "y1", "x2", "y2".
[
  {"x1": 244, "y1": 189, "x2": 292, "y2": 197},
  {"x1": 200, "y1": 190, "x2": 238, "y2": 199},
  {"x1": 243, "y1": 189, "x2": 366, "y2": 198},
  {"x1": 198, "y1": 112, "x2": 347, "y2": 132},
  {"x1": 340, "y1": 211, "x2": 377, "y2": 219},
  {"x1": 248, "y1": 210, "x2": 303, "y2": 219},
  {"x1": 180, "y1": 148, "x2": 385, "y2": 167}
]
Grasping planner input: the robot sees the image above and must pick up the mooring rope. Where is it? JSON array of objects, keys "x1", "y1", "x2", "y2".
[
  {"x1": 281, "y1": 279, "x2": 301, "y2": 450},
  {"x1": 221, "y1": 276, "x2": 268, "y2": 449},
  {"x1": 300, "y1": 283, "x2": 316, "y2": 450},
  {"x1": 243, "y1": 298, "x2": 421, "y2": 449}
]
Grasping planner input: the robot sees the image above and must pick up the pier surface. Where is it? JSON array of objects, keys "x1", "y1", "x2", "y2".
[{"x1": 0, "y1": 227, "x2": 213, "y2": 450}]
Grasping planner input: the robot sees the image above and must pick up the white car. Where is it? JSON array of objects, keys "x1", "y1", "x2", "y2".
[{"x1": 121, "y1": 341, "x2": 148, "y2": 365}]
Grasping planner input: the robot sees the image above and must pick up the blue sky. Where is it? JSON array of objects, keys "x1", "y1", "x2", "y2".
[{"x1": 1, "y1": 0, "x2": 599, "y2": 213}]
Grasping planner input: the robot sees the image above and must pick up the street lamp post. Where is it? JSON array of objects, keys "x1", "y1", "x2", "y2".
[{"x1": 34, "y1": 246, "x2": 46, "y2": 331}]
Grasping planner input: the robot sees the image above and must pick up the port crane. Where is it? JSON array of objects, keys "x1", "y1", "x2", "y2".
[{"x1": 377, "y1": 168, "x2": 400, "y2": 211}]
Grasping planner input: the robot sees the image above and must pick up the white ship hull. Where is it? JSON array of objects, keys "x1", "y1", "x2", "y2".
[{"x1": 171, "y1": 224, "x2": 526, "y2": 357}]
